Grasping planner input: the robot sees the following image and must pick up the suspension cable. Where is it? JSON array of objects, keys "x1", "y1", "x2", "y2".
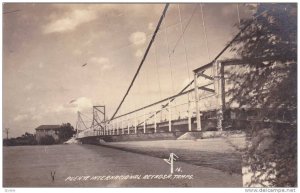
[
  {"x1": 110, "y1": 4, "x2": 170, "y2": 121},
  {"x1": 138, "y1": 9, "x2": 269, "y2": 123},
  {"x1": 110, "y1": 5, "x2": 268, "y2": 123}
]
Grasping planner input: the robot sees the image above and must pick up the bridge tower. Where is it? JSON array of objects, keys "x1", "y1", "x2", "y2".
[
  {"x1": 92, "y1": 105, "x2": 106, "y2": 135},
  {"x1": 193, "y1": 61, "x2": 225, "y2": 131}
]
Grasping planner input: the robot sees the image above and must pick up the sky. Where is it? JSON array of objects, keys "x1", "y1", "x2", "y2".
[{"x1": 3, "y1": 3, "x2": 254, "y2": 137}]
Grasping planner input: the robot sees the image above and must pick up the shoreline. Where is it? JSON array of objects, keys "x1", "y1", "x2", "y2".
[{"x1": 95, "y1": 137, "x2": 246, "y2": 175}]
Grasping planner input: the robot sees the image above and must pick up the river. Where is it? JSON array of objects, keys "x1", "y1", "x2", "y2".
[{"x1": 3, "y1": 144, "x2": 242, "y2": 187}]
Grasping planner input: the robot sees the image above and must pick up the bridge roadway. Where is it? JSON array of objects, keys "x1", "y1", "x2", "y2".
[{"x1": 77, "y1": 116, "x2": 218, "y2": 139}]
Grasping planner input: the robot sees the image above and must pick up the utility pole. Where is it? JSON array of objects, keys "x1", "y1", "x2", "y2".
[{"x1": 5, "y1": 128, "x2": 9, "y2": 139}]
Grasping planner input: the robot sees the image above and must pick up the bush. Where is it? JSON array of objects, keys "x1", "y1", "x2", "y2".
[{"x1": 39, "y1": 135, "x2": 55, "y2": 145}]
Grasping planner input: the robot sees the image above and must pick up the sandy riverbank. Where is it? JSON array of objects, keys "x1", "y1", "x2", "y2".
[{"x1": 98, "y1": 137, "x2": 246, "y2": 174}]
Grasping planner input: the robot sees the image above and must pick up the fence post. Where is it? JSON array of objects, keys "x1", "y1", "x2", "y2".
[
  {"x1": 188, "y1": 100, "x2": 192, "y2": 131},
  {"x1": 194, "y1": 72, "x2": 202, "y2": 131},
  {"x1": 168, "y1": 100, "x2": 172, "y2": 132},
  {"x1": 107, "y1": 122, "x2": 114, "y2": 135},
  {"x1": 110, "y1": 120, "x2": 117, "y2": 135},
  {"x1": 215, "y1": 61, "x2": 225, "y2": 131},
  {"x1": 121, "y1": 119, "x2": 123, "y2": 135},
  {"x1": 143, "y1": 112, "x2": 146, "y2": 134},
  {"x1": 127, "y1": 117, "x2": 129, "y2": 135},
  {"x1": 154, "y1": 111, "x2": 157, "y2": 133},
  {"x1": 134, "y1": 115, "x2": 137, "y2": 134}
]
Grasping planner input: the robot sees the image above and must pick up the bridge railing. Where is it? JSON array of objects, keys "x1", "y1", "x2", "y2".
[{"x1": 76, "y1": 61, "x2": 226, "y2": 139}]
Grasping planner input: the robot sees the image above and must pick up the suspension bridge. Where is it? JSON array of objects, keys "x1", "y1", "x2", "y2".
[{"x1": 74, "y1": 3, "x2": 261, "y2": 141}]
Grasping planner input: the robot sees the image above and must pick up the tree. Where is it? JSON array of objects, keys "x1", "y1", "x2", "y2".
[
  {"x1": 227, "y1": 4, "x2": 297, "y2": 187},
  {"x1": 40, "y1": 135, "x2": 55, "y2": 145},
  {"x1": 58, "y1": 123, "x2": 76, "y2": 143}
]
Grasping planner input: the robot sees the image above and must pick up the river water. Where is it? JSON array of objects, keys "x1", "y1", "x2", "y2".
[{"x1": 3, "y1": 144, "x2": 242, "y2": 187}]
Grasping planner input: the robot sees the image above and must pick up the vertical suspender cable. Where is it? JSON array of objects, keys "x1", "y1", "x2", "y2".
[
  {"x1": 154, "y1": 42, "x2": 163, "y2": 121},
  {"x1": 177, "y1": 4, "x2": 192, "y2": 102},
  {"x1": 178, "y1": 4, "x2": 191, "y2": 82},
  {"x1": 145, "y1": 59, "x2": 150, "y2": 105},
  {"x1": 200, "y1": 3, "x2": 211, "y2": 61},
  {"x1": 163, "y1": 10, "x2": 175, "y2": 96},
  {"x1": 163, "y1": 6, "x2": 177, "y2": 115},
  {"x1": 154, "y1": 42, "x2": 162, "y2": 100},
  {"x1": 134, "y1": 8, "x2": 269, "y2": 125},
  {"x1": 200, "y1": 4, "x2": 213, "y2": 101},
  {"x1": 110, "y1": 4, "x2": 169, "y2": 121},
  {"x1": 236, "y1": 4, "x2": 241, "y2": 27}
]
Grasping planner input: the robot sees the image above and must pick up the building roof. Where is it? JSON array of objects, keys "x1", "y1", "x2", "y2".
[{"x1": 35, "y1": 125, "x2": 61, "y2": 130}]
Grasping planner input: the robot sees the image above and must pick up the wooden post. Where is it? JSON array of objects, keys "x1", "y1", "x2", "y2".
[
  {"x1": 110, "y1": 120, "x2": 117, "y2": 135},
  {"x1": 116, "y1": 121, "x2": 120, "y2": 135},
  {"x1": 154, "y1": 112, "x2": 157, "y2": 133},
  {"x1": 143, "y1": 112, "x2": 146, "y2": 133},
  {"x1": 134, "y1": 116, "x2": 137, "y2": 134},
  {"x1": 127, "y1": 117, "x2": 129, "y2": 135},
  {"x1": 188, "y1": 100, "x2": 192, "y2": 131},
  {"x1": 110, "y1": 121, "x2": 117, "y2": 135},
  {"x1": 170, "y1": 153, "x2": 174, "y2": 174},
  {"x1": 107, "y1": 124, "x2": 109, "y2": 135},
  {"x1": 112, "y1": 120, "x2": 119, "y2": 135},
  {"x1": 168, "y1": 100, "x2": 172, "y2": 132},
  {"x1": 219, "y1": 62, "x2": 225, "y2": 131},
  {"x1": 107, "y1": 122, "x2": 114, "y2": 135},
  {"x1": 109, "y1": 124, "x2": 111, "y2": 135},
  {"x1": 121, "y1": 119, "x2": 123, "y2": 135},
  {"x1": 194, "y1": 72, "x2": 201, "y2": 131}
]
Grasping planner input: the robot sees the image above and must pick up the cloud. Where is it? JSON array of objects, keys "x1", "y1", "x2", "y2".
[
  {"x1": 129, "y1": 31, "x2": 147, "y2": 45},
  {"x1": 101, "y1": 64, "x2": 113, "y2": 71},
  {"x1": 148, "y1": 22, "x2": 155, "y2": 31},
  {"x1": 89, "y1": 57, "x2": 113, "y2": 71},
  {"x1": 135, "y1": 49, "x2": 143, "y2": 58},
  {"x1": 43, "y1": 8, "x2": 98, "y2": 34},
  {"x1": 182, "y1": 78, "x2": 193, "y2": 88},
  {"x1": 41, "y1": 97, "x2": 93, "y2": 117},
  {"x1": 75, "y1": 97, "x2": 93, "y2": 111},
  {"x1": 24, "y1": 83, "x2": 33, "y2": 91},
  {"x1": 73, "y1": 49, "x2": 82, "y2": 56},
  {"x1": 53, "y1": 105, "x2": 65, "y2": 113},
  {"x1": 14, "y1": 114, "x2": 29, "y2": 122},
  {"x1": 32, "y1": 114, "x2": 42, "y2": 121},
  {"x1": 90, "y1": 57, "x2": 109, "y2": 65},
  {"x1": 221, "y1": 5, "x2": 235, "y2": 16},
  {"x1": 38, "y1": 62, "x2": 44, "y2": 69},
  {"x1": 63, "y1": 97, "x2": 93, "y2": 112}
]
